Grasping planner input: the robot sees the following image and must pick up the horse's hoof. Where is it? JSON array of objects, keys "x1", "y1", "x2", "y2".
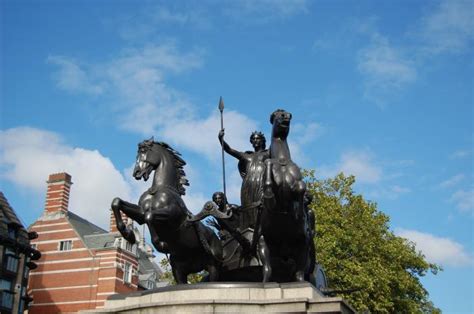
[{"x1": 111, "y1": 197, "x2": 121, "y2": 209}]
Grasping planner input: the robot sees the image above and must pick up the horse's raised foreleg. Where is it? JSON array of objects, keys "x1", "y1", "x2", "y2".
[{"x1": 111, "y1": 197, "x2": 145, "y2": 244}]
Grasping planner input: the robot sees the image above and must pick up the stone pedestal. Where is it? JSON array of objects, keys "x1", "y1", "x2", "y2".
[{"x1": 83, "y1": 282, "x2": 355, "y2": 313}]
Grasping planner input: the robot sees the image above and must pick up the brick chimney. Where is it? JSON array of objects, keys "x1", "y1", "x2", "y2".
[
  {"x1": 109, "y1": 209, "x2": 128, "y2": 233},
  {"x1": 44, "y1": 173, "x2": 72, "y2": 213}
]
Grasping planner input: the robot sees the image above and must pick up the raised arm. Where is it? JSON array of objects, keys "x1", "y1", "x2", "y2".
[{"x1": 218, "y1": 129, "x2": 244, "y2": 160}]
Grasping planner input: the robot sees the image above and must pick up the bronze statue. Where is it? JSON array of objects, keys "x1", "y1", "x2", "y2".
[
  {"x1": 211, "y1": 192, "x2": 240, "y2": 235},
  {"x1": 111, "y1": 105, "x2": 321, "y2": 287},
  {"x1": 260, "y1": 109, "x2": 314, "y2": 282},
  {"x1": 218, "y1": 130, "x2": 269, "y2": 229},
  {"x1": 111, "y1": 139, "x2": 222, "y2": 284}
]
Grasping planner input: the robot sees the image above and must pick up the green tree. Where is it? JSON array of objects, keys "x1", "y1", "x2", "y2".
[
  {"x1": 305, "y1": 170, "x2": 441, "y2": 313},
  {"x1": 159, "y1": 257, "x2": 206, "y2": 285}
]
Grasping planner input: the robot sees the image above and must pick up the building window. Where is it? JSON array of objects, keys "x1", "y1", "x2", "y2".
[
  {"x1": 123, "y1": 262, "x2": 132, "y2": 284},
  {"x1": 118, "y1": 238, "x2": 135, "y2": 254},
  {"x1": 125, "y1": 240, "x2": 133, "y2": 252},
  {"x1": 3, "y1": 248, "x2": 19, "y2": 273},
  {"x1": 7, "y1": 226, "x2": 16, "y2": 239},
  {"x1": 0, "y1": 290, "x2": 14, "y2": 310},
  {"x1": 0, "y1": 279, "x2": 13, "y2": 310},
  {"x1": 146, "y1": 280, "x2": 154, "y2": 289},
  {"x1": 59, "y1": 240, "x2": 72, "y2": 251}
]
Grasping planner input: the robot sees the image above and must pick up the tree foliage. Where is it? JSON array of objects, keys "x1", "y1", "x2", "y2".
[
  {"x1": 305, "y1": 170, "x2": 441, "y2": 313},
  {"x1": 159, "y1": 257, "x2": 205, "y2": 285}
]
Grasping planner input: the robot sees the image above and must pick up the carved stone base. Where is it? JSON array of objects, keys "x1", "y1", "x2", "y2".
[{"x1": 82, "y1": 282, "x2": 355, "y2": 313}]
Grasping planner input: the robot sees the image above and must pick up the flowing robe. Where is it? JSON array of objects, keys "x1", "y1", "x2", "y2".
[{"x1": 238, "y1": 149, "x2": 269, "y2": 229}]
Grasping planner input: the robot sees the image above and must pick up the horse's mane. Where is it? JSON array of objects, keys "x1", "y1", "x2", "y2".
[
  {"x1": 139, "y1": 138, "x2": 189, "y2": 195},
  {"x1": 156, "y1": 142, "x2": 189, "y2": 195}
]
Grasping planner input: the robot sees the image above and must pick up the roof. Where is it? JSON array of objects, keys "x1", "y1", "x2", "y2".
[
  {"x1": 83, "y1": 233, "x2": 117, "y2": 249},
  {"x1": 0, "y1": 191, "x2": 30, "y2": 248},
  {"x1": 137, "y1": 248, "x2": 163, "y2": 276},
  {"x1": 67, "y1": 211, "x2": 107, "y2": 239}
]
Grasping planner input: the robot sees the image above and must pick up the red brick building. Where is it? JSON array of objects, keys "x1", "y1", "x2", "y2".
[{"x1": 27, "y1": 173, "x2": 162, "y2": 313}]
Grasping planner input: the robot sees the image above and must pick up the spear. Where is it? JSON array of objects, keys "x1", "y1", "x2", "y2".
[{"x1": 218, "y1": 96, "x2": 227, "y2": 198}]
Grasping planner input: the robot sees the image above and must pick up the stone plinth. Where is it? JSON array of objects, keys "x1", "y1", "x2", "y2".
[{"x1": 82, "y1": 282, "x2": 355, "y2": 313}]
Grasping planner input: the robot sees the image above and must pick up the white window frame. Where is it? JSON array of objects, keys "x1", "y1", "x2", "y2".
[
  {"x1": 58, "y1": 240, "x2": 72, "y2": 251},
  {"x1": 120, "y1": 238, "x2": 136, "y2": 255},
  {"x1": 123, "y1": 262, "x2": 132, "y2": 284},
  {"x1": 146, "y1": 280, "x2": 154, "y2": 289},
  {"x1": 124, "y1": 240, "x2": 133, "y2": 252}
]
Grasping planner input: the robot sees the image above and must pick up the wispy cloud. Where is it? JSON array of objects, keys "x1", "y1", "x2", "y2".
[
  {"x1": 49, "y1": 42, "x2": 201, "y2": 133},
  {"x1": 349, "y1": 1, "x2": 473, "y2": 105},
  {"x1": 47, "y1": 42, "x2": 265, "y2": 165},
  {"x1": 450, "y1": 149, "x2": 472, "y2": 159},
  {"x1": 288, "y1": 122, "x2": 324, "y2": 165},
  {"x1": 451, "y1": 188, "x2": 474, "y2": 215},
  {"x1": 439, "y1": 174, "x2": 465, "y2": 189},
  {"x1": 367, "y1": 185, "x2": 411, "y2": 200},
  {"x1": 357, "y1": 33, "x2": 417, "y2": 105},
  {"x1": 319, "y1": 150, "x2": 382, "y2": 184},
  {"x1": 113, "y1": 5, "x2": 212, "y2": 41},
  {"x1": 417, "y1": 0, "x2": 474, "y2": 55},
  {"x1": 396, "y1": 228, "x2": 472, "y2": 267},
  {"x1": 0, "y1": 127, "x2": 131, "y2": 229},
  {"x1": 222, "y1": 0, "x2": 310, "y2": 24},
  {"x1": 47, "y1": 56, "x2": 103, "y2": 95}
]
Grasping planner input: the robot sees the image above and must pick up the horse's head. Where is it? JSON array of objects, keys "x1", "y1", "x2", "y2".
[
  {"x1": 270, "y1": 109, "x2": 292, "y2": 139},
  {"x1": 133, "y1": 137, "x2": 160, "y2": 181}
]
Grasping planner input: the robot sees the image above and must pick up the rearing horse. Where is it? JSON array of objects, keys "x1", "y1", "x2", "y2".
[
  {"x1": 111, "y1": 138, "x2": 222, "y2": 284},
  {"x1": 260, "y1": 109, "x2": 314, "y2": 282}
]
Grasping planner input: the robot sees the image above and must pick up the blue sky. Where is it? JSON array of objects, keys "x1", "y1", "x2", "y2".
[{"x1": 1, "y1": 0, "x2": 473, "y2": 312}]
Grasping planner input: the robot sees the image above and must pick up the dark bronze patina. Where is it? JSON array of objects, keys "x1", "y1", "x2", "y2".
[
  {"x1": 111, "y1": 105, "x2": 322, "y2": 288},
  {"x1": 111, "y1": 139, "x2": 222, "y2": 284}
]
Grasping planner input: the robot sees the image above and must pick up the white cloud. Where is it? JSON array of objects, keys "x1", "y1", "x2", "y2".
[
  {"x1": 291, "y1": 122, "x2": 324, "y2": 145},
  {"x1": 49, "y1": 43, "x2": 203, "y2": 133},
  {"x1": 358, "y1": 33, "x2": 417, "y2": 105},
  {"x1": 47, "y1": 56, "x2": 103, "y2": 95},
  {"x1": 182, "y1": 192, "x2": 209, "y2": 214},
  {"x1": 418, "y1": 0, "x2": 474, "y2": 55},
  {"x1": 116, "y1": 5, "x2": 212, "y2": 41},
  {"x1": 47, "y1": 43, "x2": 263, "y2": 163},
  {"x1": 367, "y1": 185, "x2": 411, "y2": 200},
  {"x1": 223, "y1": 0, "x2": 309, "y2": 23},
  {"x1": 0, "y1": 127, "x2": 131, "y2": 229},
  {"x1": 288, "y1": 122, "x2": 324, "y2": 165},
  {"x1": 396, "y1": 228, "x2": 472, "y2": 267},
  {"x1": 439, "y1": 174, "x2": 465, "y2": 188},
  {"x1": 451, "y1": 188, "x2": 474, "y2": 214},
  {"x1": 161, "y1": 110, "x2": 258, "y2": 161},
  {"x1": 320, "y1": 150, "x2": 382, "y2": 184},
  {"x1": 450, "y1": 149, "x2": 472, "y2": 159}
]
